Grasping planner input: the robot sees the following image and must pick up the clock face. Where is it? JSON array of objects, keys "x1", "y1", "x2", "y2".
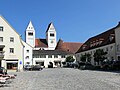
[{"x1": 51, "y1": 40, "x2": 54, "y2": 43}]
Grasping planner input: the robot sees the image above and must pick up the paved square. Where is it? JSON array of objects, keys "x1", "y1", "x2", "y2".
[{"x1": 1, "y1": 68, "x2": 120, "y2": 90}]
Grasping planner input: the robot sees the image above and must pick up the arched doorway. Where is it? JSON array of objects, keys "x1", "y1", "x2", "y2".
[{"x1": 48, "y1": 62, "x2": 53, "y2": 68}]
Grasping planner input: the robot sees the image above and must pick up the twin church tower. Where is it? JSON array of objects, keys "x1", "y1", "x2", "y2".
[{"x1": 25, "y1": 21, "x2": 57, "y2": 50}]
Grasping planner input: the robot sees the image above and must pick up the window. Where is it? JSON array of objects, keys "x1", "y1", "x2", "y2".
[
  {"x1": 0, "y1": 27, "x2": 3, "y2": 31},
  {"x1": 40, "y1": 55, "x2": 46, "y2": 58},
  {"x1": 106, "y1": 47, "x2": 108, "y2": 52},
  {"x1": 54, "y1": 55, "x2": 58, "y2": 58},
  {"x1": 36, "y1": 62, "x2": 44, "y2": 66},
  {"x1": 26, "y1": 50, "x2": 29, "y2": 53},
  {"x1": 28, "y1": 32, "x2": 33, "y2": 36},
  {"x1": 110, "y1": 46, "x2": 113, "y2": 50},
  {"x1": 26, "y1": 62, "x2": 30, "y2": 64},
  {"x1": 118, "y1": 56, "x2": 120, "y2": 60},
  {"x1": 10, "y1": 48, "x2": 14, "y2": 53},
  {"x1": 10, "y1": 37, "x2": 14, "y2": 42},
  {"x1": 61, "y1": 55, "x2": 65, "y2": 58},
  {"x1": 48, "y1": 55, "x2": 52, "y2": 58},
  {"x1": 50, "y1": 33, "x2": 54, "y2": 37},
  {"x1": 26, "y1": 56, "x2": 29, "y2": 59},
  {"x1": 0, "y1": 37, "x2": 3, "y2": 42}
]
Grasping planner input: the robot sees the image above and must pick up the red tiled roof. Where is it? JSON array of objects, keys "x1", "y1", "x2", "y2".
[
  {"x1": 76, "y1": 23, "x2": 120, "y2": 53},
  {"x1": 35, "y1": 39, "x2": 48, "y2": 48},
  {"x1": 55, "y1": 39, "x2": 83, "y2": 54}
]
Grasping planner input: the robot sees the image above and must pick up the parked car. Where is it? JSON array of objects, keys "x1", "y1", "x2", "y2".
[
  {"x1": 112, "y1": 60, "x2": 120, "y2": 70},
  {"x1": 24, "y1": 65, "x2": 32, "y2": 71},
  {"x1": 0, "y1": 67, "x2": 7, "y2": 75},
  {"x1": 101, "y1": 60, "x2": 120, "y2": 70},
  {"x1": 31, "y1": 65, "x2": 43, "y2": 71},
  {"x1": 79, "y1": 62, "x2": 95, "y2": 70},
  {"x1": 101, "y1": 60, "x2": 113, "y2": 70}
]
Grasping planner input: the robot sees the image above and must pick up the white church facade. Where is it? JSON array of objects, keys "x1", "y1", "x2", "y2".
[{"x1": 25, "y1": 21, "x2": 82, "y2": 68}]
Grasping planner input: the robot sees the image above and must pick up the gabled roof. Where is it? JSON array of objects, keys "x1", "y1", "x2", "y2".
[
  {"x1": 76, "y1": 23, "x2": 120, "y2": 53},
  {"x1": 35, "y1": 38, "x2": 48, "y2": 48},
  {"x1": 0, "y1": 15, "x2": 24, "y2": 46},
  {"x1": 55, "y1": 39, "x2": 83, "y2": 54}
]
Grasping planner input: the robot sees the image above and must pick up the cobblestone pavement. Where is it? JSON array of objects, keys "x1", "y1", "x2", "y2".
[{"x1": 1, "y1": 68, "x2": 120, "y2": 90}]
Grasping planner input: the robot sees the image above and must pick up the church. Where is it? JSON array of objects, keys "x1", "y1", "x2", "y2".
[
  {"x1": 25, "y1": 21, "x2": 82, "y2": 68},
  {"x1": 0, "y1": 15, "x2": 82, "y2": 71}
]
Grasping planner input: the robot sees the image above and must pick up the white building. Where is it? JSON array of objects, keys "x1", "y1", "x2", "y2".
[
  {"x1": 76, "y1": 22, "x2": 120, "y2": 66},
  {"x1": 22, "y1": 40, "x2": 33, "y2": 66},
  {"x1": 25, "y1": 21, "x2": 82, "y2": 68},
  {"x1": 0, "y1": 15, "x2": 24, "y2": 71}
]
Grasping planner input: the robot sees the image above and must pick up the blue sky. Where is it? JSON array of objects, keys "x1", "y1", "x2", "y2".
[{"x1": 0, "y1": 0, "x2": 120, "y2": 43}]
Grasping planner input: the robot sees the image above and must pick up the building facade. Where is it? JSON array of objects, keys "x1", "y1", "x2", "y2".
[
  {"x1": 0, "y1": 15, "x2": 82, "y2": 70},
  {"x1": 22, "y1": 40, "x2": 33, "y2": 66},
  {"x1": 0, "y1": 16, "x2": 24, "y2": 71},
  {"x1": 25, "y1": 21, "x2": 82, "y2": 68},
  {"x1": 76, "y1": 22, "x2": 120, "y2": 66}
]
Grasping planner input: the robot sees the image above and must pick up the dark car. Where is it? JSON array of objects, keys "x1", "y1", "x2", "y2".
[
  {"x1": 31, "y1": 65, "x2": 43, "y2": 71},
  {"x1": 101, "y1": 60, "x2": 120, "y2": 70},
  {"x1": 0, "y1": 67, "x2": 7, "y2": 75},
  {"x1": 112, "y1": 60, "x2": 120, "y2": 70},
  {"x1": 24, "y1": 65, "x2": 32, "y2": 71},
  {"x1": 101, "y1": 60, "x2": 113, "y2": 70},
  {"x1": 79, "y1": 62, "x2": 94, "y2": 70}
]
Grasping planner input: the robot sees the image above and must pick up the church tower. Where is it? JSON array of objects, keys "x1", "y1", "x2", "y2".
[
  {"x1": 46, "y1": 23, "x2": 57, "y2": 50},
  {"x1": 25, "y1": 21, "x2": 35, "y2": 47}
]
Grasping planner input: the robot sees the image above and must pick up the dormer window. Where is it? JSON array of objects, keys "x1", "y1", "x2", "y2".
[
  {"x1": 96, "y1": 40, "x2": 99, "y2": 46},
  {"x1": 90, "y1": 42, "x2": 93, "y2": 47},
  {"x1": 99, "y1": 38, "x2": 104, "y2": 45},
  {"x1": 109, "y1": 34, "x2": 114, "y2": 41},
  {"x1": 82, "y1": 45, "x2": 87, "y2": 50},
  {"x1": 99, "y1": 40, "x2": 103, "y2": 44},
  {"x1": 93, "y1": 41, "x2": 96, "y2": 46}
]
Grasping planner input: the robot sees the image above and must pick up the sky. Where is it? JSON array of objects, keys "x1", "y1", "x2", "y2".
[{"x1": 0, "y1": 0, "x2": 120, "y2": 43}]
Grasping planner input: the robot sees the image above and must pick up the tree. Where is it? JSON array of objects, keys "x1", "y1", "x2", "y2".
[
  {"x1": 65, "y1": 56, "x2": 75, "y2": 63},
  {"x1": 80, "y1": 53, "x2": 91, "y2": 63},
  {"x1": 80, "y1": 54, "x2": 86, "y2": 62},
  {"x1": 93, "y1": 49, "x2": 107, "y2": 65}
]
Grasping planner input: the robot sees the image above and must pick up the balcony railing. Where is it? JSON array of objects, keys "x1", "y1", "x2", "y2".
[{"x1": 0, "y1": 51, "x2": 4, "y2": 59}]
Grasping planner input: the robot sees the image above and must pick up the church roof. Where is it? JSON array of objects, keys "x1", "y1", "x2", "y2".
[
  {"x1": 35, "y1": 38, "x2": 48, "y2": 48},
  {"x1": 55, "y1": 39, "x2": 83, "y2": 54},
  {"x1": 26, "y1": 21, "x2": 35, "y2": 31}
]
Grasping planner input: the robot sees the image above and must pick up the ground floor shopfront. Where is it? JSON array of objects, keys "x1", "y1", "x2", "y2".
[
  {"x1": 0, "y1": 59, "x2": 23, "y2": 71},
  {"x1": 33, "y1": 58, "x2": 65, "y2": 68}
]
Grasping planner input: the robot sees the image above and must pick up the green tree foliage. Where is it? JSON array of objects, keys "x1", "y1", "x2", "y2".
[
  {"x1": 66, "y1": 56, "x2": 75, "y2": 63},
  {"x1": 80, "y1": 53, "x2": 91, "y2": 63},
  {"x1": 93, "y1": 49, "x2": 107, "y2": 65},
  {"x1": 80, "y1": 54, "x2": 86, "y2": 62}
]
